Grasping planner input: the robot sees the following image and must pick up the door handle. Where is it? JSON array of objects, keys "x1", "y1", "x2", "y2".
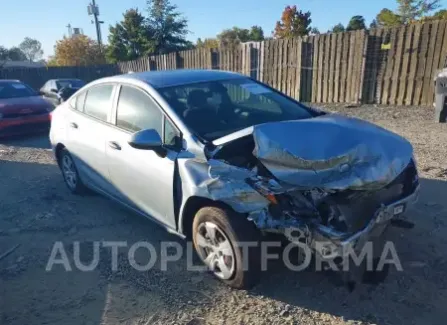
[
  {"x1": 108, "y1": 141, "x2": 121, "y2": 150},
  {"x1": 69, "y1": 122, "x2": 78, "y2": 129}
]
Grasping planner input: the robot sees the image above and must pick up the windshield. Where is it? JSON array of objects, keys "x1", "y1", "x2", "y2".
[
  {"x1": 56, "y1": 79, "x2": 85, "y2": 89},
  {"x1": 0, "y1": 82, "x2": 38, "y2": 99},
  {"x1": 159, "y1": 78, "x2": 313, "y2": 140}
]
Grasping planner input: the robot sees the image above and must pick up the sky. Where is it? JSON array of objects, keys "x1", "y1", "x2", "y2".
[{"x1": 2, "y1": 0, "x2": 447, "y2": 59}]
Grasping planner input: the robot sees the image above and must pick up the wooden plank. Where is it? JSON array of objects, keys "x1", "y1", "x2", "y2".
[
  {"x1": 381, "y1": 28, "x2": 398, "y2": 104},
  {"x1": 398, "y1": 25, "x2": 414, "y2": 105},
  {"x1": 358, "y1": 30, "x2": 368, "y2": 104},
  {"x1": 333, "y1": 33, "x2": 342, "y2": 102},
  {"x1": 274, "y1": 40, "x2": 280, "y2": 90},
  {"x1": 295, "y1": 37, "x2": 302, "y2": 100},
  {"x1": 351, "y1": 31, "x2": 361, "y2": 103},
  {"x1": 346, "y1": 32, "x2": 356, "y2": 103},
  {"x1": 421, "y1": 21, "x2": 439, "y2": 105},
  {"x1": 424, "y1": 21, "x2": 442, "y2": 106},
  {"x1": 413, "y1": 23, "x2": 431, "y2": 105},
  {"x1": 339, "y1": 33, "x2": 349, "y2": 103},
  {"x1": 311, "y1": 35, "x2": 319, "y2": 103},
  {"x1": 277, "y1": 39, "x2": 284, "y2": 93},
  {"x1": 328, "y1": 33, "x2": 337, "y2": 103},
  {"x1": 390, "y1": 26, "x2": 406, "y2": 105},
  {"x1": 405, "y1": 24, "x2": 422, "y2": 105},
  {"x1": 282, "y1": 38, "x2": 289, "y2": 95},
  {"x1": 322, "y1": 34, "x2": 331, "y2": 102}
]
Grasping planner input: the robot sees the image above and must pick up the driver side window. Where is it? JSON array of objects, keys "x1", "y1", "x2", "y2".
[{"x1": 116, "y1": 85, "x2": 163, "y2": 136}]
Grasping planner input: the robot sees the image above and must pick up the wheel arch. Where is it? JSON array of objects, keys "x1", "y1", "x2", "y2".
[
  {"x1": 55, "y1": 143, "x2": 66, "y2": 166},
  {"x1": 179, "y1": 196, "x2": 238, "y2": 239}
]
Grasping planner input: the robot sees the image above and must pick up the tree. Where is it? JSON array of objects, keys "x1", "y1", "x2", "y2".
[
  {"x1": 310, "y1": 27, "x2": 320, "y2": 35},
  {"x1": 397, "y1": 0, "x2": 440, "y2": 23},
  {"x1": 331, "y1": 23, "x2": 345, "y2": 33},
  {"x1": 376, "y1": 8, "x2": 402, "y2": 27},
  {"x1": 375, "y1": 0, "x2": 441, "y2": 27},
  {"x1": 370, "y1": 19, "x2": 378, "y2": 28},
  {"x1": 424, "y1": 9, "x2": 447, "y2": 21},
  {"x1": 146, "y1": 0, "x2": 189, "y2": 53},
  {"x1": 274, "y1": 5, "x2": 312, "y2": 38},
  {"x1": 106, "y1": 9, "x2": 154, "y2": 63},
  {"x1": 50, "y1": 35, "x2": 105, "y2": 66},
  {"x1": 196, "y1": 38, "x2": 219, "y2": 49},
  {"x1": 249, "y1": 26, "x2": 264, "y2": 41},
  {"x1": 346, "y1": 15, "x2": 366, "y2": 31},
  {"x1": 19, "y1": 37, "x2": 43, "y2": 62},
  {"x1": 4, "y1": 47, "x2": 27, "y2": 61}
]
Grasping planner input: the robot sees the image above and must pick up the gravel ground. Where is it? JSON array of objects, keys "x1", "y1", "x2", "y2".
[{"x1": 1, "y1": 105, "x2": 447, "y2": 325}]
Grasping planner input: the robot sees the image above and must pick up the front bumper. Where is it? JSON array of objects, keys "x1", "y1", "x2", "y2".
[
  {"x1": 0, "y1": 113, "x2": 51, "y2": 137},
  {"x1": 305, "y1": 184, "x2": 420, "y2": 260}
]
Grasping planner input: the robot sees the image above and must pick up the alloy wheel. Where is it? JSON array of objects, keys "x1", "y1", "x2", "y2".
[{"x1": 195, "y1": 221, "x2": 236, "y2": 280}]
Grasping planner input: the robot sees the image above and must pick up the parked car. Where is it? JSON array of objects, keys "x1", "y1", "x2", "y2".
[
  {"x1": 0, "y1": 79, "x2": 53, "y2": 137},
  {"x1": 40, "y1": 79, "x2": 86, "y2": 106},
  {"x1": 49, "y1": 70, "x2": 419, "y2": 289}
]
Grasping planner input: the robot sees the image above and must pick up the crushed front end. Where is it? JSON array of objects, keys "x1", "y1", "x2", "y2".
[{"x1": 205, "y1": 115, "x2": 419, "y2": 266}]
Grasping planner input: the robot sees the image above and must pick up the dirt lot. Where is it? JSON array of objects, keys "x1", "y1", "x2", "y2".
[{"x1": 1, "y1": 105, "x2": 447, "y2": 325}]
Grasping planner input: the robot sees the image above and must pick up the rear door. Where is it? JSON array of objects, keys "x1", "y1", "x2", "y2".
[
  {"x1": 65, "y1": 83, "x2": 120, "y2": 196},
  {"x1": 105, "y1": 84, "x2": 181, "y2": 229}
]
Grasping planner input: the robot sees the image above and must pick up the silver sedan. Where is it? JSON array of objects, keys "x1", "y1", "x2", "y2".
[{"x1": 50, "y1": 69, "x2": 419, "y2": 288}]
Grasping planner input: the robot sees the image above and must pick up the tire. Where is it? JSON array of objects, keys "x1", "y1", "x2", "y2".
[
  {"x1": 58, "y1": 148, "x2": 87, "y2": 195},
  {"x1": 192, "y1": 206, "x2": 261, "y2": 289}
]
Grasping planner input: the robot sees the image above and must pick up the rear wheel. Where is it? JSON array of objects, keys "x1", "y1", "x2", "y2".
[
  {"x1": 192, "y1": 206, "x2": 261, "y2": 289},
  {"x1": 59, "y1": 148, "x2": 87, "y2": 194}
]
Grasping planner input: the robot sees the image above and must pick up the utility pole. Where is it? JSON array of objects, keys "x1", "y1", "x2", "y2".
[
  {"x1": 88, "y1": 0, "x2": 104, "y2": 52},
  {"x1": 66, "y1": 23, "x2": 72, "y2": 38}
]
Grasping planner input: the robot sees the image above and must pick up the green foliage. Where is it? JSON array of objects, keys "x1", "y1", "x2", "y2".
[
  {"x1": 0, "y1": 46, "x2": 27, "y2": 63},
  {"x1": 376, "y1": 8, "x2": 403, "y2": 27},
  {"x1": 375, "y1": 0, "x2": 441, "y2": 27},
  {"x1": 331, "y1": 23, "x2": 345, "y2": 33},
  {"x1": 106, "y1": 9, "x2": 153, "y2": 63},
  {"x1": 370, "y1": 19, "x2": 378, "y2": 28},
  {"x1": 397, "y1": 0, "x2": 440, "y2": 23},
  {"x1": 106, "y1": 1, "x2": 190, "y2": 62},
  {"x1": 249, "y1": 26, "x2": 265, "y2": 41},
  {"x1": 274, "y1": 5, "x2": 312, "y2": 38},
  {"x1": 346, "y1": 15, "x2": 366, "y2": 31},
  {"x1": 19, "y1": 37, "x2": 43, "y2": 62},
  {"x1": 196, "y1": 38, "x2": 219, "y2": 49},
  {"x1": 310, "y1": 27, "x2": 320, "y2": 35},
  {"x1": 217, "y1": 26, "x2": 265, "y2": 48},
  {"x1": 146, "y1": 0, "x2": 189, "y2": 53}
]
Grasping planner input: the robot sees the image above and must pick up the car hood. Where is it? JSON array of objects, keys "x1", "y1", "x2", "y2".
[
  {"x1": 212, "y1": 114, "x2": 413, "y2": 191},
  {"x1": 0, "y1": 96, "x2": 51, "y2": 113}
]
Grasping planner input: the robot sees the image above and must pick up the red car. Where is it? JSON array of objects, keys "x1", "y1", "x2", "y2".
[{"x1": 0, "y1": 80, "x2": 53, "y2": 137}]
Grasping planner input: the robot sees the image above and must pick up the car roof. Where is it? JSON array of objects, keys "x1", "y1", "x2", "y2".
[
  {"x1": 0, "y1": 79, "x2": 22, "y2": 83},
  {"x1": 113, "y1": 69, "x2": 246, "y2": 88}
]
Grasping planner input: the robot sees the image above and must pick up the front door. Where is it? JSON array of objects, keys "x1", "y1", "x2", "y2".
[{"x1": 105, "y1": 85, "x2": 180, "y2": 229}]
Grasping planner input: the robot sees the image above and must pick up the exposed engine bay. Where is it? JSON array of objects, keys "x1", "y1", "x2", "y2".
[{"x1": 201, "y1": 114, "x2": 420, "y2": 259}]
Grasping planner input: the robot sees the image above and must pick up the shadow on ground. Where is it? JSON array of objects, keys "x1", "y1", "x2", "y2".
[{"x1": 1, "y1": 157, "x2": 446, "y2": 325}]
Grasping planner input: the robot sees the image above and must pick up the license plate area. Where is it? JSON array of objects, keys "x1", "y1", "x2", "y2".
[{"x1": 393, "y1": 204, "x2": 405, "y2": 215}]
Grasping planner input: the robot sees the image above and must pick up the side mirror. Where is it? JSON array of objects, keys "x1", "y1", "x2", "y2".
[
  {"x1": 50, "y1": 88, "x2": 58, "y2": 93},
  {"x1": 128, "y1": 129, "x2": 167, "y2": 157}
]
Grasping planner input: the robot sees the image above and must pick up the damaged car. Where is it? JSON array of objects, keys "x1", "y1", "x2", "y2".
[{"x1": 49, "y1": 70, "x2": 419, "y2": 288}]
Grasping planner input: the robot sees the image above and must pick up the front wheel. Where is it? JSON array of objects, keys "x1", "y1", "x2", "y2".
[{"x1": 192, "y1": 206, "x2": 261, "y2": 289}]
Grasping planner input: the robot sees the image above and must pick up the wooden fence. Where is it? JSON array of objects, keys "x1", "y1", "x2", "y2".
[{"x1": 2, "y1": 21, "x2": 447, "y2": 106}]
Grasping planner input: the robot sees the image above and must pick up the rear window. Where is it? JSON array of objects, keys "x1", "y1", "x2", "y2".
[
  {"x1": 84, "y1": 85, "x2": 113, "y2": 121},
  {"x1": 56, "y1": 79, "x2": 85, "y2": 89},
  {"x1": 0, "y1": 82, "x2": 37, "y2": 99}
]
